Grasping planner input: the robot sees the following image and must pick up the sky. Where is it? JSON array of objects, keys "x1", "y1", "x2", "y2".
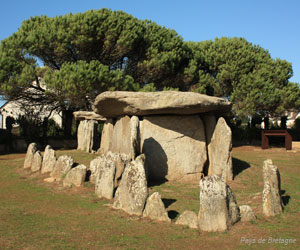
[{"x1": 0, "y1": 0, "x2": 299, "y2": 105}]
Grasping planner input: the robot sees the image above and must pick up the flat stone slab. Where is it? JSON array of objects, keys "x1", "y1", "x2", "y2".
[
  {"x1": 94, "y1": 91, "x2": 231, "y2": 118},
  {"x1": 73, "y1": 111, "x2": 106, "y2": 121}
]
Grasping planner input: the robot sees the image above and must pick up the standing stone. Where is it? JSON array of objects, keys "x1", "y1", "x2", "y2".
[
  {"x1": 63, "y1": 164, "x2": 87, "y2": 187},
  {"x1": 41, "y1": 145, "x2": 57, "y2": 174},
  {"x1": 23, "y1": 143, "x2": 38, "y2": 169},
  {"x1": 130, "y1": 116, "x2": 140, "y2": 160},
  {"x1": 113, "y1": 154, "x2": 148, "y2": 216},
  {"x1": 31, "y1": 151, "x2": 43, "y2": 172},
  {"x1": 175, "y1": 210, "x2": 199, "y2": 229},
  {"x1": 77, "y1": 120, "x2": 99, "y2": 153},
  {"x1": 98, "y1": 119, "x2": 114, "y2": 154},
  {"x1": 140, "y1": 115, "x2": 207, "y2": 181},
  {"x1": 203, "y1": 115, "x2": 216, "y2": 173},
  {"x1": 51, "y1": 155, "x2": 74, "y2": 181},
  {"x1": 95, "y1": 159, "x2": 116, "y2": 199},
  {"x1": 239, "y1": 205, "x2": 256, "y2": 222},
  {"x1": 143, "y1": 192, "x2": 171, "y2": 223},
  {"x1": 89, "y1": 155, "x2": 107, "y2": 184},
  {"x1": 198, "y1": 175, "x2": 240, "y2": 232},
  {"x1": 207, "y1": 117, "x2": 233, "y2": 181},
  {"x1": 262, "y1": 159, "x2": 283, "y2": 217},
  {"x1": 111, "y1": 116, "x2": 131, "y2": 155}
]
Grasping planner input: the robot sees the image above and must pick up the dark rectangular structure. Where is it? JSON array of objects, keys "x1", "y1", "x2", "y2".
[{"x1": 261, "y1": 130, "x2": 292, "y2": 150}]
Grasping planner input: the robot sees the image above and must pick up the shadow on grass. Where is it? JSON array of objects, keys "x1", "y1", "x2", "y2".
[
  {"x1": 232, "y1": 157, "x2": 251, "y2": 178},
  {"x1": 281, "y1": 190, "x2": 291, "y2": 206}
]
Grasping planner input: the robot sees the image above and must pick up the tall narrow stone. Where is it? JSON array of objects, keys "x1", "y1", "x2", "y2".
[
  {"x1": 130, "y1": 116, "x2": 140, "y2": 160},
  {"x1": 98, "y1": 119, "x2": 114, "y2": 154},
  {"x1": 24, "y1": 143, "x2": 38, "y2": 169},
  {"x1": 198, "y1": 175, "x2": 239, "y2": 232},
  {"x1": 41, "y1": 145, "x2": 57, "y2": 174},
  {"x1": 31, "y1": 151, "x2": 43, "y2": 172},
  {"x1": 95, "y1": 159, "x2": 116, "y2": 199},
  {"x1": 77, "y1": 120, "x2": 99, "y2": 152},
  {"x1": 262, "y1": 159, "x2": 283, "y2": 217},
  {"x1": 113, "y1": 154, "x2": 148, "y2": 216},
  {"x1": 207, "y1": 117, "x2": 233, "y2": 181},
  {"x1": 111, "y1": 116, "x2": 131, "y2": 155},
  {"x1": 51, "y1": 155, "x2": 74, "y2": 181},
  {"x1": 89, "y1": 155, "x2": 107, "y2": 184}
]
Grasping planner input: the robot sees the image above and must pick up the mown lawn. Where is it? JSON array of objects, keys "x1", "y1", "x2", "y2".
[{"x1": 0, "y1": 147, "x2": 299, "y2": 250}]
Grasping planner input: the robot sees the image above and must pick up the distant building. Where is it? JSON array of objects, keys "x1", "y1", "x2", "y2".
[{"x1": 0, "y1": 100, "x2": 62, "y2": 129}]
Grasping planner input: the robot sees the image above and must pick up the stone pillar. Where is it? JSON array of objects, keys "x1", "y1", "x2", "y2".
[{"x1": 77, "y1": 120, "x2": 99, "y2": 152}]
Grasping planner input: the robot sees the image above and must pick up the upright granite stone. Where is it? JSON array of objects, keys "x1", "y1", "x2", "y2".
[
  {"x1": 113, "y1": 154, "x2": 148, "y2": 216},
  {"x1": 95, "y1": 159, "x2": 116, "y2": 199},
  {"x1": 239, "y1": 205, "x2": 256, "y2": 222},
  {"x1": 198, "y1": 175, "x2": 239, "y2": 232},
  {"x1": 89, "y1": 155, "x2": 106, "y2": 184},
  {"x1": 24, "y1": 143, "x2": 38, "y2": 169},
  {"x1": 140, "y1": 115, "x2": 207, "y2": 181},
  {"x1": 63, "y1": 164, "x2": 87, "y2": 187},
  {"x1": 31, "y1": 151, "x2": 43, "y2": 172},
  {"x1": 94, "y1": 91, "x2": 231, "y2": 118},
  {"x1": 98, "y1": 119, "x2": 114, "y2": 154},
  {"x1": 130, "y1": 116, "x2": 140, "y2": 160},
  {"x1": 262, "y1": 159, "x2": 283, "y2": 217},
  {"x1": 51, "y1": 155, "x2": 74, "y2": 181},
  {"x1": 143, "y1": 192, "x2": 171, "y2": 223},
  {"x1": 207, "y1": 117, "x2": 233, "y2": 181},
  {"x1": 111, "y1": 116, "x2": 131, "y2": 155},
  {"x1": 77, "y1": 120, "x2": 99, "y2": 153},
  {"x1": 203, "y1": 115, "x2": 216, "y2": 173},
  {"x1": 175, "y1": 210, "x2": 199, "y2": 229},
  {"x1": 41, "y1": 145, "x2": 57, "y2": 174}
]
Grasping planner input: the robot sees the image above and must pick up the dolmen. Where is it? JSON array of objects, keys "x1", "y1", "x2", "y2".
[{"x1": 93, "y1": 91, "x2": 233, "y2": 182}]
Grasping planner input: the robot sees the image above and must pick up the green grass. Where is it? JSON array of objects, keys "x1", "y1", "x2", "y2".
[{"x1": 0, "y1": 147, "x2": 299, "y2": 249}]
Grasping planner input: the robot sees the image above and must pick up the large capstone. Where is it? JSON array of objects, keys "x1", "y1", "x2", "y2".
[
  {"x1": 140, "y1": 115, "x2": 207, "y2": 181},
  {"x1": 41, "y1": 145, "x2": 57, "y2": 174},
  {"x1": 112, "y1": 154, "x2": 148, "y2": 216},
  {"x1": 31, "y1": 151, "x2": 43, "y2": 172},
  {"x1": 198, "y1": 175, "x2": 240, "y2": 232},
  {"x1": 24, "y1": 143, "x2": 38, "y2": 169},
  {"x1": 51, "y1": 155, "x2": 74, "y2": 181},
  {"x1": 63, "y1": 164, "x2": 87, "y2": 187},
  {"x1": 77, "y1": 120, "x2": 99, "y2": 153},
  {"x1": 94, "y1": 91, "x2": 231, "y2": 118},
  {"x1": 262, "y1": 159, "x2": 283, "y2": 217},
  {"x1": 207, "y1": 117, "x2": 233, "y2": 181},
  {"x1": 73, "y1": 111, "x2": 106, "y2": 121}
]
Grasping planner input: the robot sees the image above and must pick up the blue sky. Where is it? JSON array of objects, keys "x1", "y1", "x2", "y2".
[{"x1": 0, "y1": 0, "x2": 299, "y2": 106}]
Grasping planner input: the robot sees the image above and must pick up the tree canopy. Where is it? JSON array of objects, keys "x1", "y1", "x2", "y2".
[{"x1": 0, "y1": 8, "x2": 299, "y2": 125}]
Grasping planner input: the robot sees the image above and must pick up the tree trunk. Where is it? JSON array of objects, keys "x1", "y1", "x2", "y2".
[{"x1": 63, "y1": 110, "x2": 74, "y2": 137}]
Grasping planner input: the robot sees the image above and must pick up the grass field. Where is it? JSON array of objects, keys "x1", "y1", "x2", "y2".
[{"x1": 0, "y1": 146, "x2": 299, "y2": 249}]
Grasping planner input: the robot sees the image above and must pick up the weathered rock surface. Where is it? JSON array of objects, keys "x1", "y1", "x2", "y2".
[
  {"x1": 98, "y1": 119, "x2": 114, "y2": 154},
  {"x1": 175, "y1": 210, "x2": 199, "y2": 229},
  {"x1": 203, "y1": 114, "x2": 216, "y2": 173},
  {"x1": 94, "y1": 91, "x2": 231, "y2": 118},
  {"x1": 262, "y1": 159, "x2": 283, "y2": 217},
  {"x1": 113, "y1": 154, "x2": 148, "y2": 216},
  {"x1": 198, "y1": 175, "x2": 240, "y2": 232},
  {"x1": 207, "y1": 117, "x2": 233, "y2": 181},
  {"x1": 239, "y1": 205, "x2": 256, "y2": 222},
  {"x1": 89, "y1": 156, "x2": 106, "y2": 184},
  {"x1": 51, "y1": 155, "x2": 74, "y2": 181},
  {"x1": 130, "y1": 116, "x2": 140, "y2": 160},
  {"x1": 95, "y1": 159, "x2": 116, "y2": 199},
  {"x1": 143, "y1": 192, "x2": 171, "y2": 223},
  {"x1": 41, "y1": 145, "x2": 56, "y2": 174},
  {"x1": 73, "y1": 111, "x2": 106, "y2": 121},
  {"x1": 77, "y1": 120, "x2": 99, "y2": 153},
  {"x1": 111, "y1": 116, "x2": 131, "y2": 155},
  {"x1": 140, "y1": 115, "x2": 207, "y2": 181},
  {"x1": 24, "y1": 143, "x2": 38, "y2": 169},
  {"x1": 31, "y1": 151, "x2": 43, "y2": 172},
  {"x1": 63, "y1": 164, "x2": 87, "y2": 187}
]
